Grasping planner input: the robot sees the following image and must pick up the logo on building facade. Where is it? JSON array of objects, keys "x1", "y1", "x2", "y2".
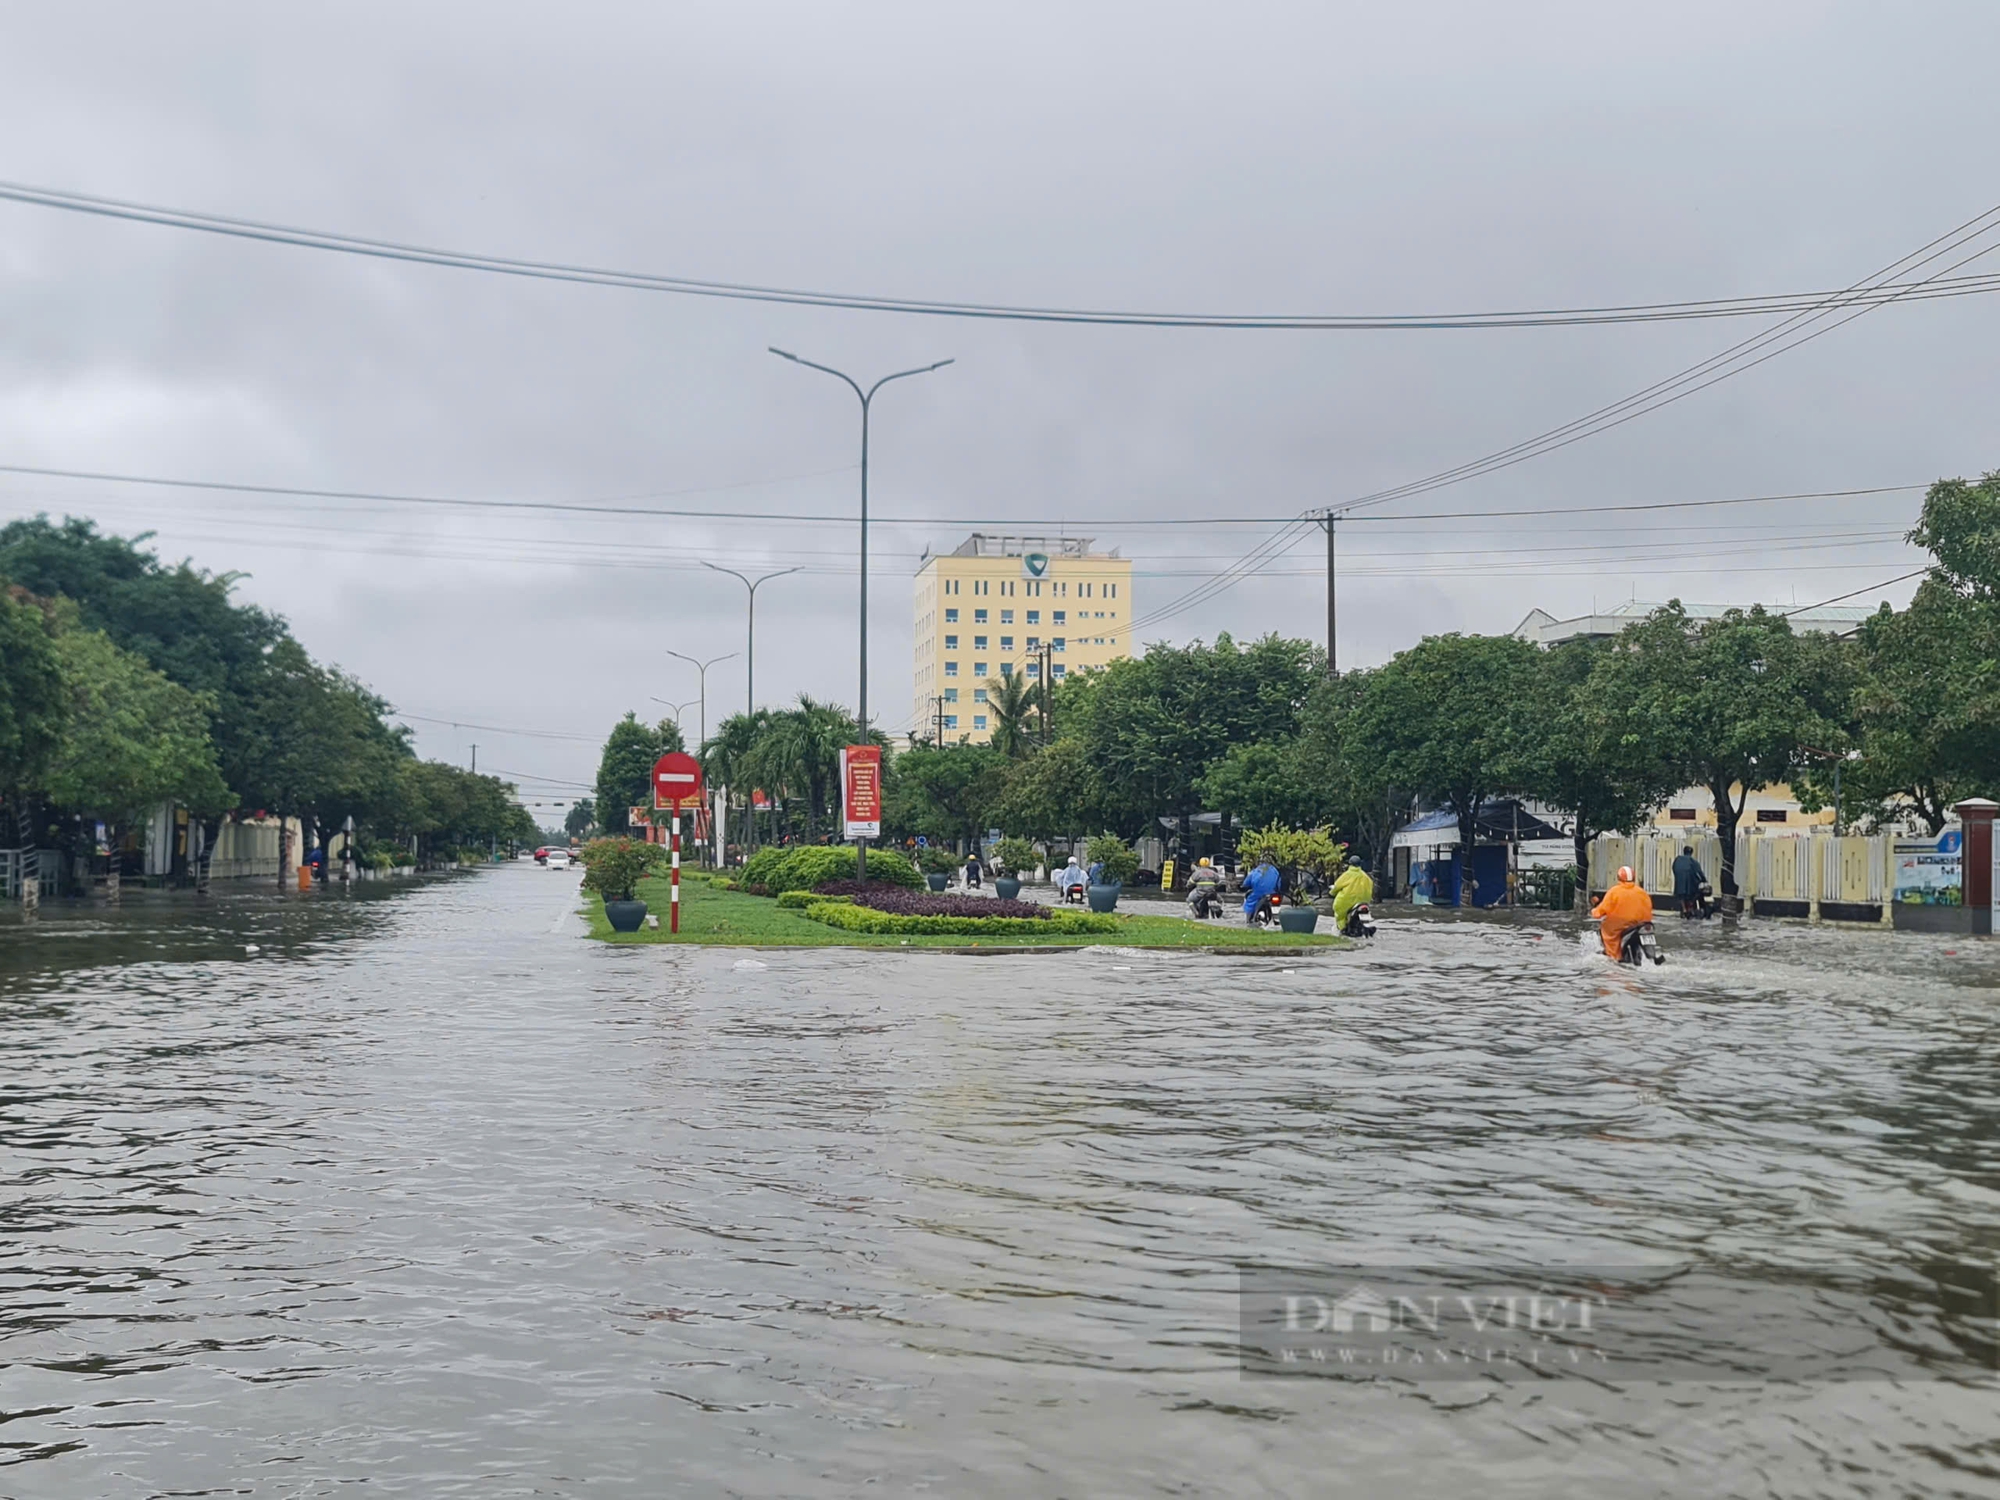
[{"x1": 1022, "y1": 553, "x2": 1049, "y2": 579}]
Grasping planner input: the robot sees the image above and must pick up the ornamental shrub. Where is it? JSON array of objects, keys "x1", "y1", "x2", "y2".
[
  {"x1": 915, "y1": 844, "x2": 963, "y2": 876},
  {"x1": 579, "y1": 837, "x2": 668, "y2": 902},
  {"x1": 736, "y1": 844, "x2": 923, "y2": 895},
  {"x1": 802, "y1": 902, "x2": 1118, "y2": 937},
  {"x1": 812, "y1": 878, "x2": 925, "y2": 899},
  {"x1": 850, "y1": 888, "x2": 1050, "y2": 919},
  {"x1": 993, "y1": 837, "x2": 1038, "y2": 878},
  {"x1": 777, "y1": 889, "x2": 853, "y2": 909},
  {"x1": 1084, "y1": 832, "x2": 1140, "y2": 885}
]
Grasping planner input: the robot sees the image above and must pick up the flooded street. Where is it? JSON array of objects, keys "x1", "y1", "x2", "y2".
[{"x1": 2, "y1": 865, "x2": 1997, "y2": 1497}]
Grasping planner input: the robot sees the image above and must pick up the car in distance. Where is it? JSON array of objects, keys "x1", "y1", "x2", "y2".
[{"x1": 546, "y1": 848, "x2": 572, "y2": 871}]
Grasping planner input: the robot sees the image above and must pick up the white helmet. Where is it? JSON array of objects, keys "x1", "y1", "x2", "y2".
[{"x1": 1617, "y1": 865, "x2": 1635, "y2": 883}]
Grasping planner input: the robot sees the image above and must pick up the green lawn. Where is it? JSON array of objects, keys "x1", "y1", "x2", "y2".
[{"x1": 581, "y1": 873, "x2": 1346, "y2": 951}]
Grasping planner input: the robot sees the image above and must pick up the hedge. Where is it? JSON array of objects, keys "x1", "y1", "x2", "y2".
[
  {"x1": 776, "y1": 889, "x2": 852, "y2": 909},
  {"x1": 738, "y1": 845, "x2": 922, "y2": 896},
  {"x1": 802, "y1": 901, "x2": 1119, "y2": 937}
]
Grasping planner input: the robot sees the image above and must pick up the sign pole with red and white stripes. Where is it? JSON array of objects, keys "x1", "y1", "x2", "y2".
[
  {"x1": 670, "y1": 812, "x2": 681, "y2": 933},
  {"x1": 651, "y1": 751, "x2": 704, "y2": 939}
]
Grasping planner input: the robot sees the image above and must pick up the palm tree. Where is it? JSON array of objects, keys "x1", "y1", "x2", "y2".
[
  {"x1": 986, "y1": 671, "x2": 1038, "y2": 758},
  {"x1": 701, "y1": 710, "x2": 770, "y2": 849},
  {"x1": 760, "y1": 695, "x2": 854, "y2": 841}
]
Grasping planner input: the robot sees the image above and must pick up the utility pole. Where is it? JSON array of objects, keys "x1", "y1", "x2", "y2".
[
  {"x1": 1323, "y1": 515, "x2": 1337, "y2": 676},
  {"x1": 470, "y1": 744, "x2": 477, "y2": 774},
  {"x1": 1037, "y1": 643, "x2": 1055, "y2": 744},
  {"x1": 931, "y1": 694, "x2": 946, "y2": 747},
  {"x1": 770, "y1": 346, "x2": 953, "y2": 880}
]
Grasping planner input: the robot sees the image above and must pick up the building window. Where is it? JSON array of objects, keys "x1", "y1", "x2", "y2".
[
  {"x1": 944, "y1": 661, "x2": 958, "y2": 676},
  {"x1": 1757, "y1": 808, "x2": 1788, "y2": 823},
  {"x1": 1027, "y1": 581, "x2": 1042, "y2": 597},
  {"x1": 1027, "y1": 662, "x2": 1040, "y2": 677},
  {"x1": 1000, "y1": 662, "x2": 1014, "y2": 678},
  {"x1": 1027, "y1": 610, "x2": 1040, "y2": 624},
  {"x1": 945, "y1": 608, "x2": 958, "y2": 623},
  {"x1": 1668, "y1": 808, "x2": 1696, "y2": 821},
  {"x1": 973, "y1": 687, "x2": 988, "y2": 703},
  {"x1": 1052, "y1": 664, "x2": 1066, "y2": 678},
  {"x1": 1052, "y1": 638, "x2": 1065, "y2": 652},
  {"x1": 1026, "y1": 635, "x2": 1039, "y2": 648},
  {"x1": 1053, "y1": 610, "x2": 1066, "y2": 625},
  {"x1": 974, "y1": 635, "x2": 988, "y2": 650},
  {"x1": 1000, "y1": 609, "x2": 1014, "y2": 624},
  {"x1": 973, "y1": 661, "x2": 988, "y2": 676},
  {"x1": 1000, "y1": 636, "x2": 1013, "y2": 650},
  {"x1": 944, "y1": 688, "x2": 958, "y2": 702},
  {"x1": 944, "y1": 714, "x2": 958, "y2": 729},
  {"x1": 947, "y1": 579, "x2": 960, "y2": 595},
  {"x1": 1001, "y1": 581, "x2": 1014, "y2": 596},
  {"x1": 944, "y1": 635, "x2": 958, "y2": 649},
  {"x1": 975, "y1": 580, "x2": 988, "y2": 596},
  {"x1": 1058, "y1": 582, "x2": 1067, "y2": 596},
  {"x1": 974, "y1": 714, "x2": 988, "y2": 730},
  {"x1": 974, "y1": 609, "x2": 988, "y2": 623},
  {"x1": 1108, "y1": 583, "x2": 1117, "y2": 598}
]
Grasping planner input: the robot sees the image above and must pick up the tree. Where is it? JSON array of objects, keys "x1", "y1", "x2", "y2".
[
  {"x1": 44, "y1": 625, "x2": 231, "y2": 898},
  {"x1": 1196, "y1": 741, "x2": 1329, "y2": 831},
  {"x1": 885, "y1": 743, "x2": 1007, "y2": 845},
  {"x1": 1293, "y1": 672, "x2": 1413, "y2": 886},
  {"x1": 993, "y1": 737, "x2": 1101, "y2": 844},
  {"x1": 1590, "y1": 603, "x2": 1851, "y2": 895},
  {"x1": 984, "y1": 671, "x2": 1039, "y2": 758},
  {"x1": 594, "y1": 712, "x2": 683, "y2": 833},
  {"x1": 1346, "y1": 633, "x2": 1542, "y2": 904},
  {"x1": 756, "y1": 695, "x2": 862, "y2": 841},
  {"x1": 1908, "y1": 469, "x2": 2000, "y2": 600},
  {"x1": 564, "y1": 797, "x2": 597, "y2": 840},
  {"x1": 1525, "y1": 637, "x2": 1682, "y2": 872},
  {"x1": 1068, "y1": 633, "x2": 1321, "y2": 844}
]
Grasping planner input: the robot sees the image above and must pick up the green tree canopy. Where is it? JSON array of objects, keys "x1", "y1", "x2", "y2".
[
  {"x1": 884, "y1": 742, "x2": 1007, "y2": 844},
  {"x1": 44, "y1": 625, "x2": 231, "y2": 834},
  {"x1": 0, "y1": 587, "x2": 66, "y2": 798},
  {"x1": 594, "y1": 712, "x2": 684, "y2": 833}
]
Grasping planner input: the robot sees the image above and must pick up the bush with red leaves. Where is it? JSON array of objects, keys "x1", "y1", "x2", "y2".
[{"x1": 850, "y1": 888, "x2": 1051, "y2": 920}]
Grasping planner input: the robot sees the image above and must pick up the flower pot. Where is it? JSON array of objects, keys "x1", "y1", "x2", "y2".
[
  {"x1": 994, "y1": 876, "x2": 1022, "y2": 900},
  {"x1": 1277, "y1": 907, "x2": 1319, "y2": 935},
  {"x1": 604, "y1": 898, "x2": 648, "y2": 933},
  {"x1": 926, "y1": 873, "x2": 950, "y2": 892},
  {"x1": 1087, "y1": 881, "x2": 1122, "y2": 913}
]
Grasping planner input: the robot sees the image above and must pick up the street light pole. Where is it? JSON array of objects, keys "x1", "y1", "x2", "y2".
[
  {"x1": 648, "y1": 696, "x2": 699, "y2": 737},
  {"x1": 701, "y1": 561, "x2": 802, "y2": 717},
  {"x1": 664, "y1": 650, "x2": 737, "y2": 752},
  {"x1": 771, "y1": 347, "x2": 952, "y2": 879}
]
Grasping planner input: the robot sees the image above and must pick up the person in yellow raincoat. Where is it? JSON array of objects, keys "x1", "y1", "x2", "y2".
[
  {"x1": 1590, "y1": 865, "x2": 1654, "y2": 959},
  {"x1": 1331, "y1": 856, "x2": 1374, "y2": 932}
]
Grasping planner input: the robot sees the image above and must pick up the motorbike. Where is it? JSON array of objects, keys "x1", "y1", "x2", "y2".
[
  {"x1": 1680, "y1": 880, "x2": 1717, "y2": 921},
  {"x1": 1061, "y1": 879, "x2": 1088, "y2": 905},
  {"x1": 1618, "y1": 921, "x2": 1665, "y2": 966},
  {"x1": 1341, "y1": 902, "x2": 1377, "y2": 939},
  {"x1": 1186, "y1": 884, "x2": 1227, "y2": 919}
]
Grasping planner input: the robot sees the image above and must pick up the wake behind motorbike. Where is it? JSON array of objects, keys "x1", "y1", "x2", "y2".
[{"x1": 1618, "y1": 921, "x2": 1665, "y2": 966}]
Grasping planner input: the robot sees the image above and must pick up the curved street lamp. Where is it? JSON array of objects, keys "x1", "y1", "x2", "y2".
[
  {"x1": 665, "y1": 650, "x2": 737, "y2": 751},
  {"x1": 769, "y1": 347, "x2": 953, "y2": 877},
  {"x1": 700, "y1": 560, "x2": 801, "y2": 717}
]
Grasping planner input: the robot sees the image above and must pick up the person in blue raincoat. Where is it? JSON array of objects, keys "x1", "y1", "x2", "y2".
[{"x1": 1241, "y1": 856, "x2": 1281, "y2": 922}]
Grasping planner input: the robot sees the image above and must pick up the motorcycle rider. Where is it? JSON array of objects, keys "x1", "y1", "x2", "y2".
[
  {"x1": 1331, "y1": 855, "x2": 1374, "y2": 934},
  {"x1": 1671, "y1": 845, "x2": 1707, "y2": 919},
  {"x1": 1590, "y1": 865, "x2": 1654, "y2": 960},
  {"x1": 1058, "y1": 853, "x2": 1088, "y2": 903},
  {"x1": 1185, "y1": 856, "x2": 1225, "y2": 917},
  {"x1": 1241, "y1": 855, "x2": 1282, "y2": 925}
]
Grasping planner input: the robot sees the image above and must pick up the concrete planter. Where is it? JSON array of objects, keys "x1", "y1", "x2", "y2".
[
  {"x1": 927, "y1": 873, "x2": 950, "y2": 892},
  {"x1": 1277, "y1": 907, "x2": 1320, "y2": 935},
  {"x1": 994, "y1": 876, "x2": 1022, "y2": 900},
  {"x1": 603, "y1": 899, "x2": 648, "y2": 933},
  {"x1": 1087, "y1": 882, "x2": 1122, "y2": 913}
]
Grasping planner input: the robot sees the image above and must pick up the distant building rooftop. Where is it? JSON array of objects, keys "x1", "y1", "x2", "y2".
[
  {"x1": 919, "y1": 533, "x2": 1121, "y2": 564},
  {"x1": 1513, "y1": 599, "x2": 1878, "y2": 647}
]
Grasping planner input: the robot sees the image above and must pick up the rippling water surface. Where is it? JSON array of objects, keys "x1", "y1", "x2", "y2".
[{"x1": 2, "y1": 866, "x2": 1997, "y2": 1497}]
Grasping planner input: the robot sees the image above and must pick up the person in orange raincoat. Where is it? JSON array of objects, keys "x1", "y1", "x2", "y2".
[{"x1": 1590, "y1": 865, "x2": 1654, "y2": 960}]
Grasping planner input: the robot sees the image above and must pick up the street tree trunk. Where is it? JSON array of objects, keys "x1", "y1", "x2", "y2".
[
  {"x1": 1710, "y1": 776, "x2": 1748, "y2": 896},
  {"x1": 278, "y1": 816, "x2": 293, "y2": 890}
]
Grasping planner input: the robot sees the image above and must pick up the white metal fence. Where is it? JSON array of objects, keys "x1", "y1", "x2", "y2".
[{"x1": 1589, "y1": 830, "x2": 1895, "y2": 920}]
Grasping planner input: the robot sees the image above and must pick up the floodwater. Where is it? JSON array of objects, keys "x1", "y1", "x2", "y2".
[{"x1": 2, "y1": 866, "x2": 1996, "y2": 1497}]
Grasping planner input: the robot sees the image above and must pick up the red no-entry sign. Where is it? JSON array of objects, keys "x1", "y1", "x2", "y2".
[{"x1": 653, "y1": 751, "x2": 705, "y2": 812}]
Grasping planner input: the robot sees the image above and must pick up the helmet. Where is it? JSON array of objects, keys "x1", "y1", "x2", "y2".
[
  {"x1": 1198, "y1": 857, "x2": 1212, "y2": 867},
  {"x1": 1617, "y1": 865, "x2": 1635, "y2": 883},
  {"x1": 1347, "y1": 855, "x2": 1364, "y2": 867}
]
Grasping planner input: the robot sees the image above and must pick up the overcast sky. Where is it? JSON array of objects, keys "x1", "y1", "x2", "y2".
[{"x1": 2, "y1": 1, "x2": 1995, "y2": 810}]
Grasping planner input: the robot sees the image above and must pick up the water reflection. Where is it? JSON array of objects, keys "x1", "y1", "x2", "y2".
[{"x1": 1, "y1": 869, "x2": 1996, "y2": 1496}]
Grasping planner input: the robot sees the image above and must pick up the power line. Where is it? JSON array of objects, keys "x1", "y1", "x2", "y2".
[
  {"x1": 391, "y1": 710, "x2": 602, "y2": 742},
  {"x1": 1782, "y1": 568, "x2": 1929, "y2": 616},
  {"x1": 1120, "y1": 201, "x2": 2000, "y2": 634},
  {"x1": 9, "y1": 177, "x2": 2000, "y2": 330}
]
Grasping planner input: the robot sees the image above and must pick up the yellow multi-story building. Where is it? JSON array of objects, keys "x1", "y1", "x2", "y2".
[{"x1": 912, "y1": 534, "x2": 1134, "y2": 744}]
